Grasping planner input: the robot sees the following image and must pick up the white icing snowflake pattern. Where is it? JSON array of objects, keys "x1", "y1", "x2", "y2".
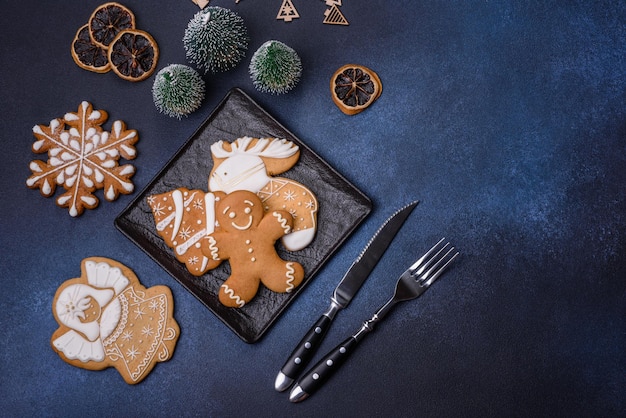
[
  {"x1": 178, "y1": 226, "x2": 192, "y2": 240},
  {"x1": 283, "y1": 189, "x2": 296, "y2": 201},
  {"x1": 141, "y1": 325, "x2": 154, "y2": 338},
  {"x1": 121, "y1": 330, "x2": 133, "y2": 341},
  {"x1": 305, "y1": 199, "x2": 315, "y2": 209},
  {"x1": 126, "y1": 345, "x2": 140, "y2": 360},
  {"x1": 152, "y1": 202, "x2": 166, "y2": 217},
  {"x1": 148, "y1": 299, "x2": 160, "y2": 312},
  {"x1": 134, "y1": 307, "x2": 146, "y2": 319},
  {"x1": 188, "y1": 256, "x2": 199, "y2": 265},
  {"x1": 193, "y1": 199, "x2": 204, "y2": 210},
  {"x1": 26, "y1": 101, "x2": 138, "y2": 217}
]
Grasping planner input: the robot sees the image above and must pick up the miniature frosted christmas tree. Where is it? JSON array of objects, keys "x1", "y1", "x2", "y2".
[
  {"x1": 152, "y1": 64, "x2": 206, "y2": 118},
  {"x1": 183, "y1": 6, "x2": 249, "y2": 73},
  {"x1": 249, "y1": 40, "x2": 302, "y2": 94}
]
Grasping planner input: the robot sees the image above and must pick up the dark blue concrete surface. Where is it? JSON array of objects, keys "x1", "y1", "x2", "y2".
[{"x1": 1, "y1": 0, "x2": 624, "y2": 416}]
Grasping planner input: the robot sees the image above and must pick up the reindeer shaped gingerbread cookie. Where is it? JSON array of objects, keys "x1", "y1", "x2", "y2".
[{"x1": 209, "y1": 137, "x2": 318, "y2": 252}]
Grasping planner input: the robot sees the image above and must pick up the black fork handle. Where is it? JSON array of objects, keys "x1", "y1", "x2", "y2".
[{"x1": 289, "y1": 335, "x2": 361, "y2": 402}]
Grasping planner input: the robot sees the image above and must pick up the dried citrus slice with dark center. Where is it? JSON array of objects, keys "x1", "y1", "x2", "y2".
[
  {"x1": 89, "y1": 2, "x2": 135, "y2": 48},
  {"x1": 331, "y1": 64, "x2": 382, "y2": 115},
  {"x1": 108, "y1": 29, "x2": 159, "y2": 82},
  {"x1": 71, "y1": 24, "x2": 111, "y2": 73}
]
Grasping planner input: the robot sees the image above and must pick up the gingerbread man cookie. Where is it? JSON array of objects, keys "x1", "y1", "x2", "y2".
[
  {"x1": 51, "y1": 257, "x2": 180, "y2": 384},
  {"x1": 201, "y1": 190, "x2": 304, "y2": 308}
]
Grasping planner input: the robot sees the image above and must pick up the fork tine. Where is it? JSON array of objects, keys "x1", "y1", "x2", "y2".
[
  {"x1": 420, "y1": 247, "x2": 459, "y2": 287},
  {"x1": 408, "y1": 237, "x2": 446, "y2": 273},
  {"x1": 414, "y1": 242, "x2": 450, "y2": 277}
]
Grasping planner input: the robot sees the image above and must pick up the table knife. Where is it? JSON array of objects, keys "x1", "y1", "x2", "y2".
[{"x1": 274, "y1": 200, "x2": 419, "y2": 392}]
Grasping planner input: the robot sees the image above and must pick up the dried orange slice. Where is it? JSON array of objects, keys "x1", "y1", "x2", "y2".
[
  {"x1": 330, "y1": 64, "x2": 382, "y2": 115},
  {"x1": 88, "y1": 2, "x2": 135, "y2": 48},
  {"x1": 71, "y1": 24, "x2": 111, "y2": 73},
  {"x1": 108, "y1": 29, "x2": 159, "y2": 82}
]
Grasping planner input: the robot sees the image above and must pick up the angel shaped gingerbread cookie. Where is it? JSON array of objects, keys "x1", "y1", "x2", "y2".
[{"x1": 51, "y1": 257, "x2": 179, "y2": 384}]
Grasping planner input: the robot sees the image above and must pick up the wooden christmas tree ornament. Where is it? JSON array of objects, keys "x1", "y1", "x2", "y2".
[
  {"x1": 191, "y1": 0, "x2": 210, "y2": 8},
  {"x1": 277, "y1": 0, "x2": 299, "y2": 22},
  {"x1": 323, "y1": 4, "x2": 349, "y2": 25}
]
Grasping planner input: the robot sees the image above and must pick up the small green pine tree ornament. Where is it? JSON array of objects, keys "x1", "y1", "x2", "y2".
[
  {"x1": 152, "y1": 64, "x2": 206, "y2": 118},
  {"x1": 183, "y1": 6, "x2": 249, "y2": 73},
  {"x1": 249, "y1": 40, "x2": 302, "y2": 94}
]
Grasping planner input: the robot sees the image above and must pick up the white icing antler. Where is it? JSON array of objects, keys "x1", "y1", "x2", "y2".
[{"x1": 211, "y1": 137, "x2": 298, "y2": 159}]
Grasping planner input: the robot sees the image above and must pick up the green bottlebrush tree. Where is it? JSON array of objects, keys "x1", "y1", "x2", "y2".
[
  {"x1": 183, "y1": 6, "x2": 249, "y2": 73},
  {"x1": 249, "y1": 40, "x2": 302, "y2": 94},
  {"x1": 152, "y1": 64, "x2": 205, "y2": 118}
]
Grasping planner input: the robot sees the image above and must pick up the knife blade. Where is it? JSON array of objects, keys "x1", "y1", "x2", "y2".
[{"x1": 274, "y1": 200, "x2": 419, "y2": 392}]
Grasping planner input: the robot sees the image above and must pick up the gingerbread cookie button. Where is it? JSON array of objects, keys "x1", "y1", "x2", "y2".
[{"x1": 51, "y1": 257, "x2": 180, "y2": 384}]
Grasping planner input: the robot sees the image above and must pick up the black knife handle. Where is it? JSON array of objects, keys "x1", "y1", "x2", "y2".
[
  {"x1": 280, "y1": 314, "x2": 333, "y2": 380},
  {"x1": 293, "y1": 336, "x2": 360, "y2": 399}
]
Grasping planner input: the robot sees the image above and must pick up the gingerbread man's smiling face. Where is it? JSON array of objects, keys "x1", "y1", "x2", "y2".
[{"x1": 216, "y1": 191, "x2": 265, "y2": 232}]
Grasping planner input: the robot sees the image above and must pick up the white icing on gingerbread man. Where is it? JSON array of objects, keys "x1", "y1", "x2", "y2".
[{"x1": 201, "y1": 190, "x2": 304, "y2": 307}]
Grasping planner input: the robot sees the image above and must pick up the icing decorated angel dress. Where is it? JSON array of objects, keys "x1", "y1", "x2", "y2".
[
  {"x1": 51, "y1": 257, "x2": 179, "y2": 384},
  {"x1": 147, "y1": 137, "x2": 318, "y2": 278}
]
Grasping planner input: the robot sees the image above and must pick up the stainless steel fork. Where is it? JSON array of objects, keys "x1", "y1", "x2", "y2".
[{"x1": 289, "y1": 238, "x2": 459, "y2": 402}]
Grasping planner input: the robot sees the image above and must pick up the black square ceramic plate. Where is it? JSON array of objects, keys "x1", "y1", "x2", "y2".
[{"x1": 115, "y1": 88, "x2": 371, "y2": 343}]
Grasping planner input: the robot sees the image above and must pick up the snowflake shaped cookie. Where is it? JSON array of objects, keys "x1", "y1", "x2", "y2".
[{"x1": 27, "y1": 101, "x2": 139, "y2": 217}]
